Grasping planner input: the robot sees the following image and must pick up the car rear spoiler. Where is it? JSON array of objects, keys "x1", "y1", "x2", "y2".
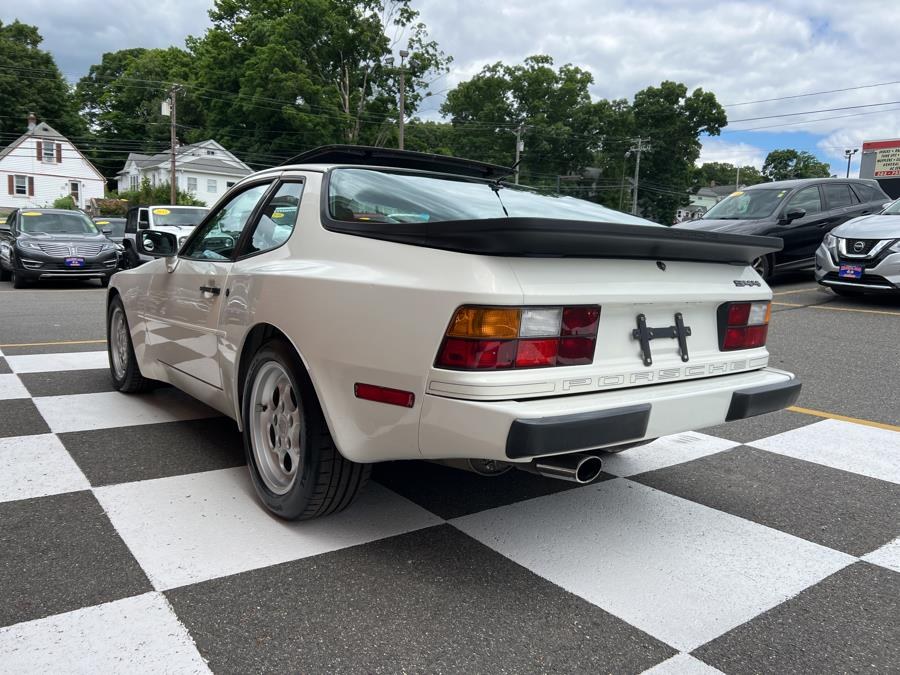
[{"x1": 325, "y1": 217, "x2": 783, "y2": 265}]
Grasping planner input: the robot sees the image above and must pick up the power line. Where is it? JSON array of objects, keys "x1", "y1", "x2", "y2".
[
  {"x1": 724, "y1": 79, "x2": 900, "y2": 107},
  {"x1": 729, "y1": 100, "x2": 900, "y2": 123}
]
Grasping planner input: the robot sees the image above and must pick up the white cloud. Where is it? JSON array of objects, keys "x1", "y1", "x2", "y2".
[{"x1": 698, "y1": 139, "x2": 767, "y2": 169}]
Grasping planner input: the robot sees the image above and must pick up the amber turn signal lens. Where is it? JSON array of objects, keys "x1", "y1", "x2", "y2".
[{"x1": 447, "y1": 307, "x2": 520, "y2": 339}]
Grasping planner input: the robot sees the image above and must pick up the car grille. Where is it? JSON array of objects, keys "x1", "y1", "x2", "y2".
[
  {"x1": 37, "y1": 243, "x2": 106, "y2": 256},
  {"x1": 844, "y1": 239, "x2": 878, "y2": 255}
]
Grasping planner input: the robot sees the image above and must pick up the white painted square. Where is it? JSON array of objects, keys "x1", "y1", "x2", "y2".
[
  {"x1": 642, "y1": 653, "x2": 724, "y2": 675},
  {"x1": 750, "y1": 419, "x2": 900, "y2": 484},
  {"x1": 95, "y1": 467, "x2": 443, "y2": 590},
  {"x1": 601, "y1": 432, "x2": 738, "y2": 477},
  {"x1": 0, "y1": 373, "x2": 28, "y2": 400},
  {"x1": 33, "y1": 389, "x2": 220, "y2": 433},
  {"x1": 863, "y1": 537, "x2": 900, "y2": 574},
  {"x1": 0, "y1": 434, "x2": 90, "y2": 502},
  {"x1": 453, "y1": 478, "x2": 853, "y2": 652},
  {"x1": 0, "y1": 592, "x2": 209, "y2": 674},
  {"x1": 5, "y1": 350, "x2": 109, "y2": 374}
]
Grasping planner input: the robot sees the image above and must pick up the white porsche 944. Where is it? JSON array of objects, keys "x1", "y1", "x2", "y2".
[{"x1": 107, "y1": 146, "x2": 800, "y2": 520}]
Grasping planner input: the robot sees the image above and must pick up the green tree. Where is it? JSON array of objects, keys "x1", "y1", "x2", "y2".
[
  {"x1": 75, "y1": 47, "x2": 197, "y2": 178},
  {"x1": 692, "y1": 161, "x2": 765, "y2": 188},
  {"x1": 186, "y1": 0, "x2": 449, "y2": 163},
  {"x1": 762, "y1": 149, "x2": 831, "y2": 181},
  {"x1": 0, "y1": 20, "x2": 84, "y2": 139},
  {"x1": 630, "y1": 81, "x2": 726, "y2": 223},
  {"x1": 441, "y1": 55, "x2": 601, "y2": 184}
]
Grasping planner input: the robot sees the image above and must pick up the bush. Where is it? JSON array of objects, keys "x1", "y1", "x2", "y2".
[
  {"x1": 115, "y1": 177, "x2": 206, "y2": 207},
  {"x1": 52, "y1": 195, "x2": 76, "y2": 209}
]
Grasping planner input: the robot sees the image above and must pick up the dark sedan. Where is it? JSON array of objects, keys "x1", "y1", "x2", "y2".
[
  {"x1": 0, "y1": 209, "x2": 119, "y2": 288},
  {"x1": 675, "y1": 178, "x2": 890, "y2": 279}
]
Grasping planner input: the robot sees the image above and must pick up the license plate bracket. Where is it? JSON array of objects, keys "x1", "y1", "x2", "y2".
[
  {"x1": 64, "y1": 257, "x2": 85, "y2": 268},
  {"x1": 838, "y1": 263, "x2": 863, "y2": 279}
]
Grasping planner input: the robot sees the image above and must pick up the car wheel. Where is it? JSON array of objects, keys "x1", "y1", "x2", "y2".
[
  {"x1": 752, "y1": 255, "x2": 772, "y2": 281},
  {"x1": 242, "y1": 339, "x2": 371, "y2": 520},
  {"x1": 100, "y1": 276, "x2": 111, "y2": 288},
  {"x1": 107, "y1": 296, "x2": 154, "y2": 392},
  {"x1": 10, "y1": 268, "x2": 28, "y2": 289}
]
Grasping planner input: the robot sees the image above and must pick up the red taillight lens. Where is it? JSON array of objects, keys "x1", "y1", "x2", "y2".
[
  {"x1": 720, "y1": 301, "x2": 770, "y2": 351},
  {"x1": 435, "y1": 305, "x2": 600, "y2": 370},
  {"x1": 354, "y1": 383, "x2": 415, "y2": 408}
]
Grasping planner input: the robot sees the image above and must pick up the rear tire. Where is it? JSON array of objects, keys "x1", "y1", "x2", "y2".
[
  {"x1": 107, "y1": 296, "x2": 154, "y2": 392},
  {"x1": 242, "y1": 339, "x2": 370, "y2": 520}
]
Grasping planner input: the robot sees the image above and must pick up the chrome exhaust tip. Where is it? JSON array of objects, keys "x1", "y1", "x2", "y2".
[{"x1": 517, "y1": 453, "x2": 603, "y2": 484}]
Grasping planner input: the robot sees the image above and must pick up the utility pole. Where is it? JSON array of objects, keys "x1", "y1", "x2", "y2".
[
  {"x1": 398, "y1": 50, "x2": 409, "y2": 150},
  {"x1": 514, "y1": 124, "x2": 525, "y2": 185},
  {"x1": 629, "y1": 137, "x2": 650, "y2": 215},
  {"x1": 844, "y1": 148, "x2": 858, "y2": 178},
  {"x1": 619, "y1": 151, "x2": 631, "y2": 211},
  {"x1": 735, "y1": 165, "x2": 741, "y2": 191},
  {"x1": 167, "y1": 85, "x2": 181, "y2": 205}
]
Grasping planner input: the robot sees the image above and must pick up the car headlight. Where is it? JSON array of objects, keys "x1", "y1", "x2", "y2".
[
  {"x1": 115, "y1": 243, "x2": 125, "y2": 252},
  {"x1": 16, "y1": 240, "x2": 40, "y2": 250},
  {"x1": 823, "y1": 233, "x2": 839, "y2": 257},
  {"x1": 890, "y1": 239, "x2": 900, "y2": 253},
  {"x1": 100, "y1": 242, "x2": 116, "y2": 252}
]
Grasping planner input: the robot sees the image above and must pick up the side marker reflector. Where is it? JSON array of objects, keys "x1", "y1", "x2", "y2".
[{"x1": 354, "y1": 383, "x2": 415, "y2": 408}]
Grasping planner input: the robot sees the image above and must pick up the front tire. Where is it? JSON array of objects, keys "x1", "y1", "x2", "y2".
[
  {"x1": 10, "y1": 268, "x2": 28, "y2": 289},
  {"x1": 242, "y1": 339, "x2": 370, "y2": 520},
  {"x1": 752, "y1": 254, "x2": 772, "y2": 281},
  {"x1": 0, "y1": 264, "x2": 9, "y2": 282},
  {"x1": 107, "y1": 296, "x2": 154, "y2": 392}
]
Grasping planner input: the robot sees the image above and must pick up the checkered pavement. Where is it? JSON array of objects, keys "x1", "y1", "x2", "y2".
[{"x1": 0, "y1": 348, "x2": 898, "y2": 673}]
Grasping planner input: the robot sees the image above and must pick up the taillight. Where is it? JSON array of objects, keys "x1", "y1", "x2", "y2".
[
  {"x1": 435, "y1": 306, "x2": 600, "y2": 370},
  {"x1": 719, "y1": 301, "x2": 770, "y2": 351}
]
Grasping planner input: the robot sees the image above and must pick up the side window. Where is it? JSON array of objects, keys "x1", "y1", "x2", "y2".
[
  {"x1": 240, "y1": 182, "x2": 304, "y2": 257},
  {"x1": 786, "y1": 186, "x2": 822, "y2": 216},
  {"x1": 822, "y1": 183, "x2": 854, "y2": 209},
  {"x1": 182, "y1": 183, "x2": 271, "y2": 260}
]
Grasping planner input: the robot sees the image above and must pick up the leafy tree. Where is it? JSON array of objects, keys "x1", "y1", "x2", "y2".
[
  {"x1": 52, "y1": 195, "x2": 76, "y2": 209},
  {"x1": 186, "y1": 0, "x2": 449, "y2": 162},
  {"x1": 115, "y1": 178, "x2": 206, "y2": 207},
  {"x1": 630, "y1": 81, "x2": 726, "y2": 223},
  {"x1": 0, "y1": 20, "x2": 84, "y2": 139},
  {"x1": 692, "y1": 161, "x2": 765, "y2": 188},
  {"x1": 441, "y1": 55, "x2": 600, "y2": 184},
  {"x1": 762, "y1": 149, "x2": 831, "y2": 181},
  {"x1": 402, "y1": 119, "x2": 454, "y2": 155}
]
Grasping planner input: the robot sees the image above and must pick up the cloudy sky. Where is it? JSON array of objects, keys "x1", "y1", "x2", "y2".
[{"x1": 5, "y1": 0, "x2": 900, "y2": 176}]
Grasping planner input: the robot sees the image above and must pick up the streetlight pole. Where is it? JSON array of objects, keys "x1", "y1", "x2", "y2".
[
  {"x1": 168, "y1": 85, "x2": 180, "y2": 205},
  {"x1": 844, "y1": 148, "x2": 858, "y2": 178},
  {"x1": 398, "y1": 49, "x2": 409, "y2": 150},
  {"x1": 629, "y1": 137, "x2": 650, "y2": 215}
]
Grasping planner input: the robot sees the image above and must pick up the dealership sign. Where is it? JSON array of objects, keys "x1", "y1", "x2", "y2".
[{"x1": 863, "y1": 139, "x2": 900, "y2": 177}]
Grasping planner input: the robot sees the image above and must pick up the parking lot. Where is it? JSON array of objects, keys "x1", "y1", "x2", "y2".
[{"x1": 0, "y1": 275, "x2": 897, "y2": 673}]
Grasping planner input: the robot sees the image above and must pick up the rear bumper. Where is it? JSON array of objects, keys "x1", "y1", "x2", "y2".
[{"x1": 419, "y1": 367, "x2": 799, "y2": 462}]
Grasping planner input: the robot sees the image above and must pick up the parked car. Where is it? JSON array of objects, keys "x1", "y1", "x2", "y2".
[
  {"x1": 121, "y1": 205, "x2": 209, "y2": 268},
  {"x1": 815, "y1": 198, "x2": 900, "y2": 295},
  {"x1": 0, "y1": 208, "x2": 118, "y2": 287},
  {"x1": 93, "y1": 216, "x2": 127, "y2": 267},
  {"x1": 675, "y1": 178, "x2": 890, "y2": 280},
  {"x1": 106, "y1": 145, "x2": 800, "y2": 520}
]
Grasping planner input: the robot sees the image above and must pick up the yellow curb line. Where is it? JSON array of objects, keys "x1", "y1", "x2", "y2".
[
  {"x1": 0, "y1": 339, "x2": 107, "y2": 348},
  {"x1": 772, "y1": 301, "x2": 900, "y2": 317},
  {"x1": 787, "y1": 406, "x2": 900, "y2": 433}
]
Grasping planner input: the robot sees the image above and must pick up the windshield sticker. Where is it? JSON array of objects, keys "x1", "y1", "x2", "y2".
[
  {"x1": 22, "y1": 211, "x2": 42, "y2": 216},
  {"x1": 730, "y1": 191, "x2": 744, "y2": 197},
  {"x1": 272, "y1": 212, "x2": 285, "y2": 219},
  {"x1": 152, "y1": 208, "x2": 171, "y2": 215},
  {"x1": 95, "y1": 220, "x2": 110, "y2": 225}
]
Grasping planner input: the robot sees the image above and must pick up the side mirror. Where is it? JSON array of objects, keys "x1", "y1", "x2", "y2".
[
  {"x1": 783, "y1": 208, "x2": 806, "y2": 223},
  {"x1": 138, "y1": 213, "x2": 150, "y2": 230},
  {"x1": 101, "y1": 227, "x2": 112, "y2": 235},
  {"x1": 137, "y1": 231, "x2": 177, "y2": 258}
]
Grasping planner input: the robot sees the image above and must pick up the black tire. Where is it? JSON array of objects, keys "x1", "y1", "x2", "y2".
[
  {"x1": 242, "y1": 339, "x2": 370, "y2": 520},
  {"x1": 0, "y1": 265, "x2": 9, "y2": 282},
  {"x1": 10, "y1": 268, "x2": 28, "y2": 289},
  {"x1": 107, "y1": 295, "x2": 154, "y2": 392},
  {"x1": 122, "y1": 245, "x2": 140, "y2": 270},
  {"x1": 752, "y1": 254, "x2": 772, "y2": 281},
  {"x1": 100, "y1": 275, "x2": 111, "y2": 288}
]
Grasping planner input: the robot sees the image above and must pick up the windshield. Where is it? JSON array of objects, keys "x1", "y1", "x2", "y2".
[
  {"x1": 149, "y1": 207, "x2": 208, "y2": 228},
  {"x1": 20, "y1": 211, "x2": 99, "y2": 235},
  {"x1": 327, "y1": 169, "x2": 657, "y2": 226},
  {"x1": 94, "y1": 218, "x2": 126, "y2": 237},
  {"x1": 881, "y1": 199, "x2": 900, "y2": 215},
  {"x1": 703, "y1": 188, "x2": 789, "y2": 220}
]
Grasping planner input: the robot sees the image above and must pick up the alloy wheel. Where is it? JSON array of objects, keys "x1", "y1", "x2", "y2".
[
  {"x1": 109, "y1": 306, "x2": 130, "y2": 380},
  {"x1": 249, "y1": 361, "x2": 302, "y2": 495}
]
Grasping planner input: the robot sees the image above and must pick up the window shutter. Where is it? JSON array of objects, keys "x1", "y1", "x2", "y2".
[
  {"x1": 36, "y1": 141, "x2": 42, "y2": 160},
  {"x1": 56, "y1": 143, "x2": 62, "y2": 163},
  {"x1": 27, "y1": 177, "x2": 34, "y2": 196},
  {"x1": 7, "y1": 175, "x2": 12, "y2": 195}
]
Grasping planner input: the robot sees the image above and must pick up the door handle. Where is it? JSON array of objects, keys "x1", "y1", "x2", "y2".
[{"x1": 199, "y1": 285, "x2": 221, "y2": 295}]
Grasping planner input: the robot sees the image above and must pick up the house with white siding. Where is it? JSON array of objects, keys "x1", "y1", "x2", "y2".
[
  {"x1": 0, "y1": 114, "x2": 106, "y2": 210},
  {"x1": 116, "y1": 140, "x2": 252, "y2": 206}
]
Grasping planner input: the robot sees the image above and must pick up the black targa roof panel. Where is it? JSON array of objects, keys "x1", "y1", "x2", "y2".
[{"x1": 283, "y1": 145, "x2": 513, "y2": 180}]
